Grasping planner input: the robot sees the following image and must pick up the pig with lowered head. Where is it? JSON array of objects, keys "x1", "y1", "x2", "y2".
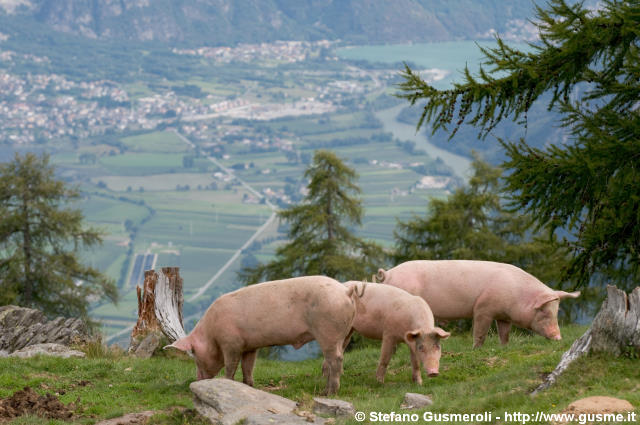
[
  {"x1": 377, "y1": 260, "x2": 580, "y2": 348},
  {"x1": 166, "y1": 276, "x2": 356, "y2": 395},
  {"x1": 343, "y1": 281, "x2": 450, "y2": 384}
]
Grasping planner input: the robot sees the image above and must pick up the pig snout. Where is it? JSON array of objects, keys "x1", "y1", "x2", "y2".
[
  {"x1": 424, "y1": 358, "x2": 441, "y2": 378},
  {"x1": 543, "y1": 326, "x2": 562, "y2": 340}
]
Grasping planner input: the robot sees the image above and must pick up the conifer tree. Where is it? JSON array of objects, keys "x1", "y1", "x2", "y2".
[
  {"x1": 394, "y1": 155, "x2": 571, "y2": 289},
  {"x1": 241, "y1": 150, "x2": 384, "y2": 284},
  {"x1": 399, "y1": 0, "x2": 640, "y2": 288},
  {"x1": 0, "y1": 153, "x2": 118, "y2": 320}
]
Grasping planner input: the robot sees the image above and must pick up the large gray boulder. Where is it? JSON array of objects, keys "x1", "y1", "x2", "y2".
[
  {"x1": 190, "y1": 378, "x2": 327, "y2": 425},
  {"x1": 0, "y1": 305, "x2": 89, "y2": 354},
  {"x1": 9, "y1": 343, "x2": 86, "y2": 359}
]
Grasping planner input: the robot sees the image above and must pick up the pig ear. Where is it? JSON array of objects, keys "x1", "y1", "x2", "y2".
[
  {"x1": 404, "y1": 330, "x2": 421, "y2": 343},
  {"x1": 163, "y1": 337, "x2": 195, "y2": 358},
  {"x1": 556, "y1": 290, "x2": 581, "y2": 300},
  {"x1": 534, "y1": 293, "x2": 559, "y2": 310},
  {"x1": 431, "y1": 327, "x2": 450, "y2": 340}
]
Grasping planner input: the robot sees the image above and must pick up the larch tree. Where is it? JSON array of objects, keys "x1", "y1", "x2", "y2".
[
  {"x1": 394, "y1": 155, "x2": 570, "y2": 284},
  {"x1": 240, "y1": 150, "x2": 385, "y2": 284},
  {"x1": 399, "y1": 0, "x2": 640, "y2": 289},
  {"x1": 0, "y1": 153, "x2": 118, "y2": 321},
  {"x1": 393, "y1": 155, "x2": 582, "y2": 320}
]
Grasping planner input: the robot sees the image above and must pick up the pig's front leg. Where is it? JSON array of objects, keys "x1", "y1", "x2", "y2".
[
  {"x1": 409, "y1": 347, "x2": 423, "y2": 385},
  {"x1": 472, "y1": 313, "x2": 493, "y2": 348},
  {"x1": 376, "y1": 337, "x2": 395, "y2": 383},
  {"x1": 241, "y1": 350, "x2": 258, "y2": 386},
  {"x1": 497, "y1": 320, "x2": 511, "y2": 345},
  {"x1": 223, "y1": 349, "x2": 242, "y2": 381}
]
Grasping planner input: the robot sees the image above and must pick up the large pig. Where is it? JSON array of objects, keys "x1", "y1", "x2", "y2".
[
  {"x1": 343, "y1": 281, "x2": 450, "y2": 384},
  {"x1": 166, "y1": 276, "x2": 356, "y2": 395},
  {"x1": 376, "y1": 260, "x2": 580, "y2": 348}
]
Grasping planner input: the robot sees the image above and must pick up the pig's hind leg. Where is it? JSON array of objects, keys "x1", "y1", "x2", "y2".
[
  {"x1": 317, "y1": 340, "x2": 344, "y2": 395},
  {"x1": 323, "y1": 328, "x2": 355, "y2": 376},
  {"x1": 341, "y1": 328, "x2": 355, "y2": 352},
  {"x1": 241, "y1": 350, "x2": 258, "y2": 386}
]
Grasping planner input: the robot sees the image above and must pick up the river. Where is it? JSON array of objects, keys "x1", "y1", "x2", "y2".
[
  {"x1": 342, "y1": 40, "x2": 533, "y2": 180},
  {"x1": 374, "y1": 104, "x2": 472, "y2": 180}
]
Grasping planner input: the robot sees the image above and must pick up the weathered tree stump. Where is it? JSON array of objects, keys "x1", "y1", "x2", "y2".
[
  {"x1": 129, "y1": 267, "x2": 186, "y2": 357},
  {"x1": 532, "y1": 285, "x2": 640, "y2": 395}
]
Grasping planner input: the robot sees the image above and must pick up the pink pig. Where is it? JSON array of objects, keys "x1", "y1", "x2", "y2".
[
  {"x1": 377, "y1": 260, "x2": 580, "y2": 348},
  {"x1": 343, "y1": 281, "x2": 450, "y2": 384},
  {"x1": 167, "y1": 276, "x2": 356, "y2": 395}
]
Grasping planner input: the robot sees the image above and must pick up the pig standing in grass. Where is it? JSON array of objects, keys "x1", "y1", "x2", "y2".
[
  {"x1": 166, "y1": 276, "x2": 356, "y2": 395},
  {"x1": 343, "y1": 281, "x2": 450, "y2": 384},
  {"x1": 377, "y1": 260, "x2": 580, "y2": 348}
]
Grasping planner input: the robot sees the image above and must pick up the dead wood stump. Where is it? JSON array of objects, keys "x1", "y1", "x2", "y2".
[
  {"x1": 129, "y1": 267, "x2": 186, "y2": 357},
  {"x1": 532, "y1": 285, "x2": 640, "y2": 395}
]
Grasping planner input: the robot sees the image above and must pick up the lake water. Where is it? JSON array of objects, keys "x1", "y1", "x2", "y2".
[{"x1": 337, "y1": 40, "x2": 530, "y2": 88}]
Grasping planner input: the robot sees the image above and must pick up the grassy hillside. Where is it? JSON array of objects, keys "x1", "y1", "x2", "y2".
[{"x1": 1, "y1": 325, "x2": 638, "y2": 424}]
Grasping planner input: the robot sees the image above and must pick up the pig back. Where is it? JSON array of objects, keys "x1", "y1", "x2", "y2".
[
  {"x1": 383, "y1": 260, "x2": 514, "y2": 320},
  {"x1": 203, "y1": 276, "x2": 355, "y2": 349},
  {"x1": 346, "y1": 281, "x2": 436, "y2": 340}
]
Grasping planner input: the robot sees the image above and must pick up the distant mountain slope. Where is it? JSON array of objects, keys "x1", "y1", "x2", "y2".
[{"x1": 2, "y1": 0, "x2": 537, "y2": 45}]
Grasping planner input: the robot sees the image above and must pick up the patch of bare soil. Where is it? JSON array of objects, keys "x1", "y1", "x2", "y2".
[
  {"x1": 484, "y1": 356, "x2": 506, "y2": 368},
  {"x1": 0, "y1": 386, "x2": 75, "y2": 422}
]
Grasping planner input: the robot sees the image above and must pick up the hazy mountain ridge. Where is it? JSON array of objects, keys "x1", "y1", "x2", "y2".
[{"x1": 2, "y1": 0, "x2": 538, "y2": 45}]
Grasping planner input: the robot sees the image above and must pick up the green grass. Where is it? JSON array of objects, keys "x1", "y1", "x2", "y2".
[{"x1": 1, "y1": 325, "x2": 638, "y2": 424}]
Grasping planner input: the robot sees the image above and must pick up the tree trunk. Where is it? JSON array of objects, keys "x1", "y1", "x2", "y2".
[
  {"x1": 129, "y1": 267, "x2": 187, "y2": 357},
  {"x1": 531, "y1": 285, "x2": 640, "y2": 396},
  {"x1": 21, "y1": 201, "x2": 33, "y2": 307}
]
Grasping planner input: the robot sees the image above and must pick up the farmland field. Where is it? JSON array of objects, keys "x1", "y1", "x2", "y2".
[
  {"x1": 120, "y1": 131, "x2": 190, "y2": 153},
  {"x1": 70, "y1": 116, "x2": 454, "y2": 342}
]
